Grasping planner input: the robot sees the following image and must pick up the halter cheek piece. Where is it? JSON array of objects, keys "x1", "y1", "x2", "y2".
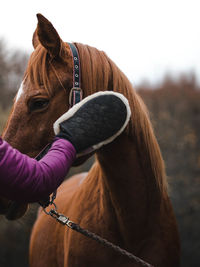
[
  {"x1": 37, "y1": 43, "x2": 83, "y2": 208},
  {"x1": 68, "y1": 43, "x2": 83, "y2": 107}
]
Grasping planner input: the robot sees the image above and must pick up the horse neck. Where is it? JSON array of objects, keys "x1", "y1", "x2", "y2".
[{"x1": 96, "y1": 131, "x2": 166, "y2": 247}]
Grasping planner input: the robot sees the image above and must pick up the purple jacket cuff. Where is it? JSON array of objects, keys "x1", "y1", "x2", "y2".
[{"x1": 0, "y1": 137, "x2": 76, "y2": 202}]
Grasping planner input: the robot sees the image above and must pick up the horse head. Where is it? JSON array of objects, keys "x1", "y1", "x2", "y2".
[
  {"x1": 0, "y1": 13, "x2": 165, "y2": 221},
  {"x1": 1, "y1": 14, "x2": 85, "y2": 219}
]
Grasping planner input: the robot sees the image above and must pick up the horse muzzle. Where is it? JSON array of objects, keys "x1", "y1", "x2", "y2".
[
  {"x1": 6, "y1": 201, "x2": 28, "y2": 220},
  {"x1": 0, "y1": 198, "x2": 28, "y2": 220}
]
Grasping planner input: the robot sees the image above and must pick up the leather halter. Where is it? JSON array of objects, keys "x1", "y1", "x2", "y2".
[
  {"x1": 37, "y1": 43, "x2": 83, "y2": 208},
  {"x1": 68, "y1": 43, "x2": 83, "y2": 107}
]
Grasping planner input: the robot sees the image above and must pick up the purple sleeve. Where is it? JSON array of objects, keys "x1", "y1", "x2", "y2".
[{"x1": 0, "y1": 137, "x2": 76, "y2": 202}]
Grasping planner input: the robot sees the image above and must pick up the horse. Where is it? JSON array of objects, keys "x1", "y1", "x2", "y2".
[{"x1": 2, "y1": 14, "x2": 180, "y2": 267}]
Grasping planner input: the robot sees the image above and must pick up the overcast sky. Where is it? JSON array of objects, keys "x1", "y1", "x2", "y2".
[{"x1": 0, "y1": 0, "x2": 199, "y2": 85}]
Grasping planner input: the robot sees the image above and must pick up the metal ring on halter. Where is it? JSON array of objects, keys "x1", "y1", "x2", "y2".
[{"x1": 43, "y1": 202, "x2": 57, "y2": 215}]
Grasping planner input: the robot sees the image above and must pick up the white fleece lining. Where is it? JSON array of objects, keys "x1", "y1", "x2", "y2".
[{"x1": 54, "y1": 91, "x2": 131, "y2": 153}]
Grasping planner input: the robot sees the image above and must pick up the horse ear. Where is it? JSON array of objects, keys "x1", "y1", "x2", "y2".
[{"x1": 35, "y1": 13, "x2": 62, "y2": 57}]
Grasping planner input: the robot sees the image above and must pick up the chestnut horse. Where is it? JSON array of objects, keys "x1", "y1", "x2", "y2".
[{"x1": 2, "y1": 14, "x2": 180, "y2": 267}]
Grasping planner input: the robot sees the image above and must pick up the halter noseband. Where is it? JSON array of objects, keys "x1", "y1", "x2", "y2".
[{"x1": 68, "y1": 43, "x2": 83, "y2": 107}]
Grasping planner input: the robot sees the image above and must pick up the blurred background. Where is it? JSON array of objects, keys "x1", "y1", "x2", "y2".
[{"x1": 0, "y1": 0, "x2": 200, "y2": 266}]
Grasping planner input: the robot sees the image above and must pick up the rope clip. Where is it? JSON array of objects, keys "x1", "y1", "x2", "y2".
[{"x1": 43, "y1": 206, "x2": 73, "y2": 228}]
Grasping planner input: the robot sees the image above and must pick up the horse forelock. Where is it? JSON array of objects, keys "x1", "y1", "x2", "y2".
[
  {"x1": 76, "y1": 43, "x2": 168, "y2": 195},
  {"x1": 25, "y1": 45, "x2": 53, "y2": 96}
]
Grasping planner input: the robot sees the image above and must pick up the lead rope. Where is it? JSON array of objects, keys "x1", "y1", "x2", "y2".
[{"x1": 43, "y1": 203, "x2": 154, "y2": 267}]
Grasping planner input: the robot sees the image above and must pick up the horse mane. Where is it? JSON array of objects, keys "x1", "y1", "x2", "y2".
[
  {"x1": 25, "y1": 42, "x2": 168, "y2": 196},
  {"x1": 75, "y1": 42, "x2": 168, "y2": 196}
]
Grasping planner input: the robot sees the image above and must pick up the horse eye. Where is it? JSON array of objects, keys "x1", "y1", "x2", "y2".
[{"x1": 28, "y1": 98, "x2": 49, "y2": 112}]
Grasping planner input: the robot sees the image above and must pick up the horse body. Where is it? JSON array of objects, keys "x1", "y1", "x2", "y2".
[
  {"x1": 30, "y1": 134, "x2": 179, "y2": 267},
  {"x1": 1, "y1": 14, "x2": 180, "y2": 266}
]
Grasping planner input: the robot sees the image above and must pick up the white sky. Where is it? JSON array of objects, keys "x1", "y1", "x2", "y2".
[{"x1": 0, "y1": 0, "x2": 200, "y2": 85}]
